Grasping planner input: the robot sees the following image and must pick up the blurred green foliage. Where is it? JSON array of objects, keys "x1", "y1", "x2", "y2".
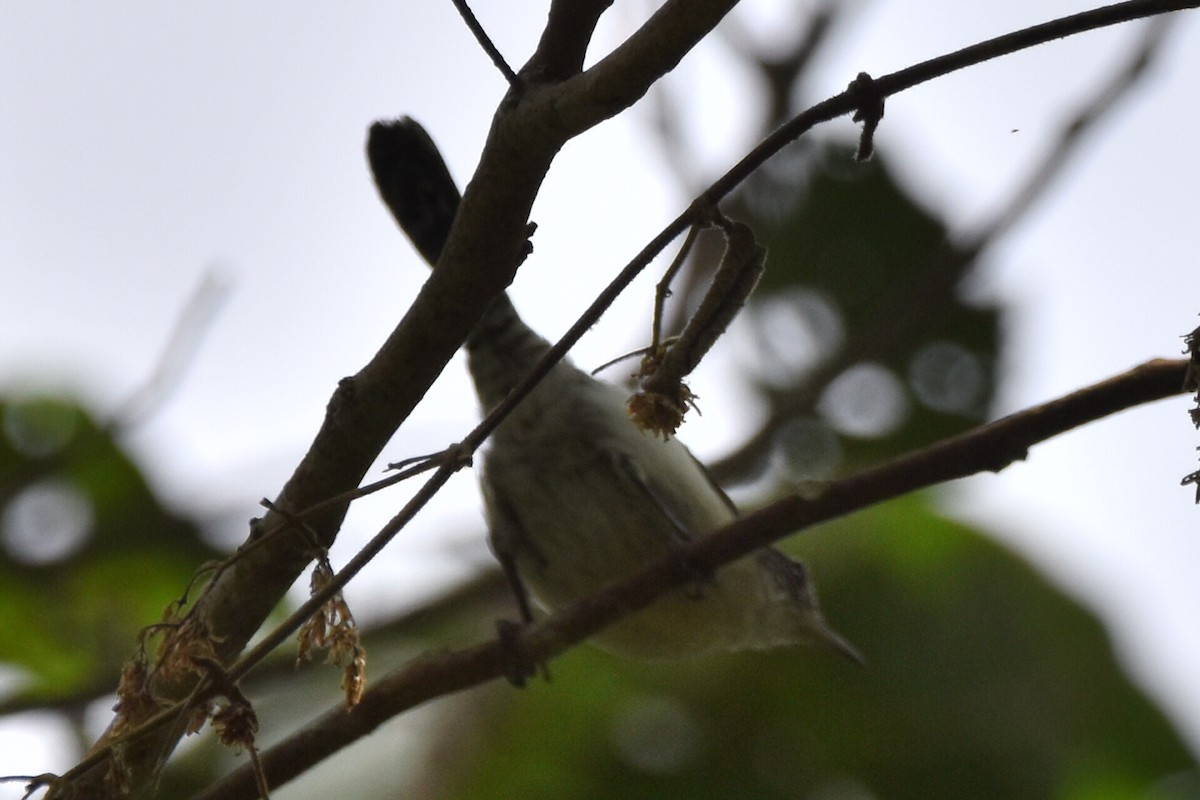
[
  {"x1": 3, "y1": 14, "x2": 1197, "y2": 799},
  {"x1": 4, "y1": 141, "x2": 1197, "y2": 798},
  {"x1": 434, "y1": 497, "x2": 1197, "y2": 800},
  {"x1": 710, "y1": 143, "x2": 999, "y2": 485},
  {"x1": 0, "y1": 396, "x2": 220, "y2": 706},
  {"x1": 5, "y1": 137, "x2": 1196, "y2": 796}
]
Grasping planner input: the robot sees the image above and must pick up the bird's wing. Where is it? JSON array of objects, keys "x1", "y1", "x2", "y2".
[{"x1": 481, "y1": 484, "x2": 540, "y2": 625}]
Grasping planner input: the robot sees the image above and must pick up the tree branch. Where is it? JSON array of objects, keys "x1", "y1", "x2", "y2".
[
  {"x1": 196, "y1": 358, "x2": 1189, "y2": 800},
  {"x1": 523, "y1": 0, "x2": 613, "y2": 82},
  {"x1": 55, "y1": 2, "x2": 1198, "y2": 795},
  {"x1": 449, "y1": 0, "x2": 518, "y2": 86},
  {"x1": 550, "y1": 0, "x2": 741, "y2": 133},
  {"x1": 52, "y1": 5, "x2": 747, "y2": 797},
  {"x1": 701, "y1": 0, "x2": 1198, "y2": 208},
  {"x1": 709, "y1": 15, "x2": 1178, "y2": 484},
  {"x1": 451, "y1": 1, "x2": 1198, "y2": 482}
]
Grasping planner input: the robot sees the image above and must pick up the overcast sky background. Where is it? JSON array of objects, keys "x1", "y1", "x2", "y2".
[{"x1": 2, "y1": 0, "x2": 1199, "y2": 781}]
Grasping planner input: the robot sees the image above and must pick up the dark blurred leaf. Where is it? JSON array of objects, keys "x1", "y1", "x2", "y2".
[
  {"x1": 724, "y1": 142, "x2": 1000, "y2": 480},
  {"x1": 0, "y1": 395, "x2": 221, "y2": 704},
  {"x1": 430, "y1": 496, "x2": 1196, "y2": 800}
]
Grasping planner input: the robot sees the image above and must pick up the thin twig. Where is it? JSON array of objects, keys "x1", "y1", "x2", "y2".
[
  {"x1": 194, "y1": 357, "x2": 1190, "y2": 800},
  {"x1": 632, "y1": 216, "x2": 767, "y2": 436},
  {"x1": 697, "y1": 0, "x2": 1196, "y2": 210},
  {"x1": 247, "y1": 748, "x2": 271, "y2": 800},
  {"x1": 708, "y1": 16, "x2": 1178, "y2": 484},
  {"x1": 60, "y1": 3, "x2": 1198, "y2": 795},
  {"x1": 470, "y1": 2, "x2": 1197, "y2": 462},
  {"x1": 449, "y1": 0, "x2": 519, "y2": 87},
  {"x1": 280, "y1": 3, "x2": 1197, "y2": 688},
  {"x1": 108, "y1": 270, "x2": 230, "y2": 430},
  {"x1": 174, "y1": 449, "x2": 454, "y2": 633},
  {"x1": 51, "y1": 448, "x2": 474, "y2": 794},
  {"x1": 651, "y1": 223, "x2": 702, "y2": 352},
  {"x1": 47, "y1": 446, "x2": 470, "y2": 791},
  {"x1": 223, "y1": 448, "x2": 474, "y2": 685},
  {"x1": 589, "y1": 340, "x2": 675, "y2": 377}
]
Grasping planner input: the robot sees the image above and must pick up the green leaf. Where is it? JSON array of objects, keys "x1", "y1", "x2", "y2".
[
  {"x1": 738, "y1": 142, "x2": 999, "y2": 474},
  {"x1": 0, "y1": 395, "x2": 221, "y2": 702}
]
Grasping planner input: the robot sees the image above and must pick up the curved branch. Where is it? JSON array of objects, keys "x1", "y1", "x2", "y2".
[
  {"x1": 708, "y1": 15, "x2": 1177, "y2": 484},
  {"x1": 52, "y1": 5, "x2": 747, "y2": 796},
  {"x1": 196, "y1": 358, "x2": 1189, "y2": 800},
  {"x1": 462, "y1": 1, "x2": 1198, "y2": 483},
  {"x1": 57, "y1": 2, "x2": 1198, "y2": 795},
  {"x1": 702, "y1": 0, "x2": 1198, "y2": 207},
  {"x1": 551, "y1": 0, "x2": 741, "y2": 133},
  {"x1": 524, "y1": 0, "x2": 613, "y2": 81}
]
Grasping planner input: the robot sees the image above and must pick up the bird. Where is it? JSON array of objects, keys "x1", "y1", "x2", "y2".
[{"x1": 367, "y1": 116, "x2": 862, "y2": 663}]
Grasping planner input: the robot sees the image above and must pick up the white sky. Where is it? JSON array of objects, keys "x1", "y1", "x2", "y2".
[{"x1": 2, "y1": 0, "x2": 1200, "y2": 783}]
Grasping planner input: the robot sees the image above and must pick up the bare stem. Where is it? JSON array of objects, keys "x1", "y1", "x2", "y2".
[{"x1": 449, "y1": 0, "x2": 519, "y2": 87}]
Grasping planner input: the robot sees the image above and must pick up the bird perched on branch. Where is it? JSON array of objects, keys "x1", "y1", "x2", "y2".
[{"x1": 367, "y1": 116, "x2": 861, "y2": 664}]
